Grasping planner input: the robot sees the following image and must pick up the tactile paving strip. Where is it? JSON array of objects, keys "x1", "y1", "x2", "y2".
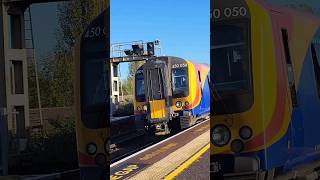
[{"x1": 129, "y1": 130, "x2": 210, "y2": 180}]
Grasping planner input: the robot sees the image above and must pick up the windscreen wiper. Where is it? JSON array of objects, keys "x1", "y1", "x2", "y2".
[{"x1": 208, "y1": 77, "x2": 234, "y2": 120}]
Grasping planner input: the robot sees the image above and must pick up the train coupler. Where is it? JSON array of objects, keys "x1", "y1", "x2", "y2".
[{"x1": 154, "y1": 122, "x2": 170, "y2": 136}]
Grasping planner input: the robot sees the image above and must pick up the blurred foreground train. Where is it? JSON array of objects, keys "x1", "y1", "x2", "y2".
[
  {"x1": 211, "y1": 0, "x2": 320, "y2": 179},
  {"x1": 134, "y1": 56, "x2": 210, "y2": 135},
  {"x1": 75, "y1": 8, "x2": 109, "y2": 179}
]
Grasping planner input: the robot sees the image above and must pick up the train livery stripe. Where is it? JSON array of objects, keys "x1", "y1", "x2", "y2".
[
  {"x1": 244, "y1": 6, "x2": 288, "y2": 150},
  {"x1": 78, "y1": 152, "x2": 95, "y2": 166},
  {"x1": 134, "y1": 58, "x2": 209, "y2": 120},
  {"x1": 187, "y1": 61, "x2": 201, "y2": 109},
  {"x1": 186, "y1": 61, "x2": 210, "y2": 110},
  {"x1": 245, "y1": 0, "x2": 319, "y2": 151}
]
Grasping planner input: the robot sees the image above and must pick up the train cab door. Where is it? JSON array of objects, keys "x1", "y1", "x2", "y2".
[
  {"x1": 272, "y1": 11, "x2": 301, "y2": 148},
  {"x1": 143, "y1": 59, "x2": 172, "y2": 134}
]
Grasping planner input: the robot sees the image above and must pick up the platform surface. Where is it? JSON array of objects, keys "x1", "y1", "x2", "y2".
[
  {"x1": 110, "y1": 120, "x2": 210, "y2": 180},
  {"x1": 175, "y1": 149, "x2": 210, "y2": 180}
]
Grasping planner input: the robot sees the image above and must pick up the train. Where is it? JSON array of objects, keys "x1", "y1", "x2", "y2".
[
  {"x1": 134, "y1": 56, "x2": 210, "y2": 135},
  {"x1": 74, "y1": 7, "x2": 109, "y2": 180},
  {"x1": 211, "y1": 0, "x2": 320, "y2": 179}
]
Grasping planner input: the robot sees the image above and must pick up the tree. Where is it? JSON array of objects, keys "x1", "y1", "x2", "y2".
[
  {"x1": 55, "y1": 0, "x2": 107, "y2": 54},
  {"x1": 29, "y1": 0, "x2": 107, "y2": 108},
  {"x1": 124, "y1": 61, "x2": 145, "y2": 96}
]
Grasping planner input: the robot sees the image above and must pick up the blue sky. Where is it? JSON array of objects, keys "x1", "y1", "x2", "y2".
[
  {"x1": 30, "y1": 1, "x2": 319, "y2": 75},
  {"x1": 111, "y1": 0, "x2": 210, "y2": 78}
]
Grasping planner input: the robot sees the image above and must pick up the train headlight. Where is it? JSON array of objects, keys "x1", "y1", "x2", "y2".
[
  {"x1": 185, "y1": 101, "x2": 189, "y2": 108},
  {"x1": 239, "y1": 126, "x2": 253, "y2": 140},
  {"x1": 95, "y1": 153, "x2": 107, "y2": 166},
  {"x1": 231, "y1": 139, "x2": 244, "y2": 153},
  {"x1": 143, "y1": 105, "x2": 148, "y2": 112},
  {"x1": 176, "y1": 101, "x2": 182, "y2": 108},
  {"x1": 86, "y1": 143, "x2": 97, "y2": 155},
  {"x1": 211, "y1": 125, "x2": 231, "y2": 147}
]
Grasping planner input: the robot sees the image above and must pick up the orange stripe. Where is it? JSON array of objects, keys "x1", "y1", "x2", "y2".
[
  {"x1": 245, "y1": 16, "x2": 288, "y2": 150},
  {"x1": 78, "y1": 152, "x2": 95, "y2": 165},
  {"x1": 189, "y1": 64, "x2": 201, "y2": 109}
]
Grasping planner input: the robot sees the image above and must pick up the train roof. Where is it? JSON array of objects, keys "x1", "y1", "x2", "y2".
[
  {"x1": 255, "y1": 0, "x2": 320, "y2": 26},
  {"x1": 135, "y1": 56, "x2": 209, "y2": 72},
  {"x1": 254, "y1": 0, "x2": 320, "y2": 85},
  {"x1": 156, "y1": 56, "x2": 209, "y2": 67}
]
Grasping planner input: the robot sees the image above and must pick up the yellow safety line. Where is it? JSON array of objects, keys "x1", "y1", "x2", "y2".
[{"x1": 163, "y1": 143, "x2": 210, "y2": 180}]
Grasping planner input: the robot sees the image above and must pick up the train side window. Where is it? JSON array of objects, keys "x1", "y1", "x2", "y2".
[
  {"x1": 311, "y1": 44, "x2": 320, "y2": 98},
  {"x1": 206, "y1": 75, "x2": 210, "y2": 93},
  {"x1": 281, "y1": 29, "x2": 298, "y2": 106},
  {"x1": 198, "y1": 71, "x2": 203, "y2": 95}
]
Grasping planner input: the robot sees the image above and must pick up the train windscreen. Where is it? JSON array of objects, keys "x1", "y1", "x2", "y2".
[
  {"x1": 212, "y1": 22, "x2": 251, "y2": 94},
  {"x1": 80, "y1": 11, "x2": 108, "y2": 129},
  {"x1": 211, "y1": 0, "x2": 253, "y2": 114},
  {"x1": 135, "y1": 72, "x2": 145, "y2": 102},
  {"x1": 172, "y1": 67, "x2": 189, "y2": 98},
  {"x1": 81, "y1": 58, "x2": 108, "y2": 128}
]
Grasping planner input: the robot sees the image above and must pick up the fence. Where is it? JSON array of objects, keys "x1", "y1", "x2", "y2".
[{"x1": 29, "y1": 107, "x2": 74, "y2": 134}]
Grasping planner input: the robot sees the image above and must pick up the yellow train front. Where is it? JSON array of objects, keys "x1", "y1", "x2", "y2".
[
  {"x1": 74, "y1": 8, "x2": 109, "y2": 179},
  {"x1": 134, "y1": 56, "x2": 210, "y2": 135},
  {"x1": 211, "y1": 0, "x2": 320, "y2": 179}
]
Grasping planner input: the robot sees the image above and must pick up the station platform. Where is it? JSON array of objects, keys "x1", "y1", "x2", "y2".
[{"x1": 110, "y1": 120, "x2": 210, "y2": 180}]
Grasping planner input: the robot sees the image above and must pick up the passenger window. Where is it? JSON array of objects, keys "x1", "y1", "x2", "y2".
[
  {"x1": 311, "y1": 44, "x2": 320, "y2": 98},
  {"x1": 198, "y1": 71, "x2": 203, "y2": 95},
  {"x1": 281, "y1": 29, "x2": 298, "y2": 106}
]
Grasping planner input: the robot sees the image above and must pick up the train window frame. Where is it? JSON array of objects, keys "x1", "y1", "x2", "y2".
[
  {"x1": 211, "y1": 18, "x2": 254, "y2": 114},
  {"x1": 79, "y1": 10, "x2": 109, "y2": 130},
  {"x1": 198, "y1": 70, "x2": 203, "y2": 95},
  {"x1": 311, "y1": 43, "x2": 320, "y2": 99},
  {"x1": 211, "y1": 19, "x2": 253, "y2": 95},
  {"x1": 172, "y1": 67, "x2": 189, "y2": 98},
  {"x1": 156, "y1": 68, "x2": 165, "y2": 100},
  {"x1": 135, "y1": 72, "x2": 145, "y2": 102},
  {"x1": 281, "y1": 29, "x2": 298, "y2": 107},
  {"x1": 144, "y1": 67, "x2": 166, "y2": 101},
  {"x1": 80, "y1": 57, "x2": 109, "y2": 129}
]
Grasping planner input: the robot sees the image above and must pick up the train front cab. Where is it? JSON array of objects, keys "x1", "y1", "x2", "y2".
[
  {"x1": 135, "y1": 58, "x2": 172, "y2": 135},
  {"x1": 210, "y1": 0, "x2": 320, "y2": 178},
  {"x1": 134, "y1": 57, "x2": 210, "y2": 135},
  {"x1": 74, "y1": 9, "x2": 109, "y2": 179}
]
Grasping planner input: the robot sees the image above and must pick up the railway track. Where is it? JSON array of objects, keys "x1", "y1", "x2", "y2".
[
  {"x1": 111, "y1": 119, "x2": 209, "y2": 167},
  {"x1": 4, "y1": 119, "x2": 208, "y2": 179}
]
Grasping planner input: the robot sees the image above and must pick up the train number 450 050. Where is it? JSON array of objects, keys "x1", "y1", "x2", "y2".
[{"x1": 212, "y1": 7, "x2": 248, "y2": 20}]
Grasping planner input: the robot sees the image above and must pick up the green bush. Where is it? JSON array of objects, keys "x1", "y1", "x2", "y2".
[
  {"x1": 113, "y1": 102, "x2": 134, "y2": 117},
  {"x1": 26, "y1": 118, "x2": 78, "y2": 172}
]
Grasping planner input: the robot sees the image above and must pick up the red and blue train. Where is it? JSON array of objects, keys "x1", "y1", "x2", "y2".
[
  {"x1": 134, "y1": 56, "x2": 210, "y2": 135},
  {"x1": 211, "y1": 0, "x2": 320, "y2": 179}
]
